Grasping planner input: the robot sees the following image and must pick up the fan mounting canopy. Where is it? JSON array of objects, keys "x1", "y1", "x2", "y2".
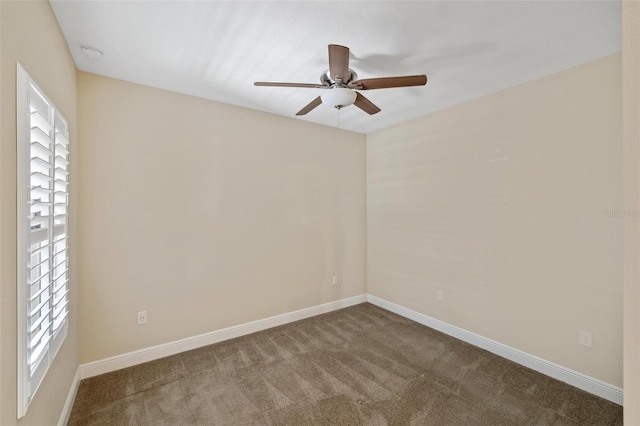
[{"x1": 320, "y1": 69, "x2": 358, "y2": 87}]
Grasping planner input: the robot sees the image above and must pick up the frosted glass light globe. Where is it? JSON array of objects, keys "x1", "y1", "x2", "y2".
[{"x1": 321, "y1": 87, "x2": 357, "y2": 109}]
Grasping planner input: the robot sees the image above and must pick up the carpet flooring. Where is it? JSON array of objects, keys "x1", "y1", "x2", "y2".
[{"x1": 68, "y1": 303, "x2": 622, "y2": 425}]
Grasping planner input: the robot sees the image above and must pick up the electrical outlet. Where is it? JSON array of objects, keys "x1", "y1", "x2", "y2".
[
  {"x1": 436, "y1": 289, "x2": 444, "y2": 302},
  {"x1": 137, "y1": 310, "x2": 147, "y2": 325},
  {"x1": 332, "y1": 276, "x2": 338, "y2": 286},
  {"x1": 578, "y1": 330, "x2": 592, "y2": 347}
]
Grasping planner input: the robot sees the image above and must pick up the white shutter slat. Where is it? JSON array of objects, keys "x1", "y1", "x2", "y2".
[
  {"x1": 53, "y1": 167, "x2": 68, "y2": 178},
  {"x1": 53, "y1": 280, "x2": 68, "y2": 295},
  {"x1": 30, "y1": 127, "x2": 53, "y2": 149},
  {"x1": 54, "y1": 132, "x2": 69, "y2": 146},
  {"x1": 31, "y1": 185, "x2": 52, "y2": 195},
  {"x1": 29, "y1": 228, "x2": 49, "y2": 245},
  {"x1": 31, "y1": 156, "x2": 52, "y2": 170},
  {"x1": 51, "y1": 268, "x2": 68, "y2": 283},
  {"x1": 29, "y1": 295, "x2": 52, "y2": 321},
  {"x1": 52, "y1": 258, "x2": 67, "y2": 270},
  {"x1": 29, "y1": 336, "x2": 49, "y2": 369},
  {"x1": 52, "y1": 224, "x2": 66, "y2": 238},
  {"x1": 54, "y1": 156, "x2": 68, "y2": 167},
  {"x1": 29, "y1": 319, "x2": 50, "y2": 345},
  {"x1": 29, "y1": 270, "x2": 51, "y2": 287},
  {"x1": 31, "y1": 141, "x2": 52, "y2": 159},
  {"x1": 52, "y1": 305, "x2": 68, "y2": 330},
  {"x1": 52, "y1": 289, "x2": 68, "y2": 307},
  {"x1": 54, "y1": 144, "x2": 68, "y2": 156},
  {"x1": 29, "y1": 307, "x2": 51, "y2": 333},
  {"x1": 30, "y1": 111, "x2": 53, "y2": 135},
  {"x1": 53, "y1": 244, "x2": 67, "y2": 256},
  {"x1": 29, "y1": 319, "x2": 52, "y2": 350},
  {"x1": 30, "y1": 213, "x2": 52, "y2": 220},
  {"x1": 30, "y1": 257, "x2": 50, "y2": 270},
  {"x1": 31, "y1": 242, "x2": 52, "y2": 257},
  {"x1": 29, "y1": 283, "x2": 50, "y2": 303},
  {"x1": 52, "y1": 279, "x2": 68, "y2": 295},
  {"x1": 31, "y1": 171, "x2": 52, "y2": 182},
  {"x1": 53, "y1": 316, "x2": 67, "y2": 332}
]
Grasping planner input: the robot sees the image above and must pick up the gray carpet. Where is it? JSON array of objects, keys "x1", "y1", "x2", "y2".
[{"x1": 68, "y1": 303, "x2": 622, "y2": 425}]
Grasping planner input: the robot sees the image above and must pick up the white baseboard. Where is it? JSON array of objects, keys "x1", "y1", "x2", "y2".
[
  {"x1": 58, "y1": 367, "x2": 80, "y2": 426},
  {"x1": 366, "y1": 294, "x2": 623, "y2": 405},
  {"x1": 76, "y1": 292, "x2": 622, "y2": 406},
  {"x1": 80, "y1": 294, "x2": 367, "y2": 379}
]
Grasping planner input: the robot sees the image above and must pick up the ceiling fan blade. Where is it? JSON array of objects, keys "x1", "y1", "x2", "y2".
[
  {"x1": 296, "y1": 96, "x2": 323, "y2": 116},
  {"x1": 328, "y1": 44, "x2": 350, "y2": 82},
  {"x1": 254, "y1": 82, "x2": 326, "y2": 88},
  {"x1": 350, "y1": 75, "x2": 427, "y2": 90},
  {"x1": 354, "y1": 93, "x2": 381, "y2": 115}
]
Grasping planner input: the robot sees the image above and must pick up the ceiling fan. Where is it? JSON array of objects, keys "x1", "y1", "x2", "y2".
[{"x1": 254, "y1": 44, "x2": 427, "y2": 116}]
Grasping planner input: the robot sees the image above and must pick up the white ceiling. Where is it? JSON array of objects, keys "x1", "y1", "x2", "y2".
[{"x1": 50, "y1": 1, "x2": 621, "y2": 134}]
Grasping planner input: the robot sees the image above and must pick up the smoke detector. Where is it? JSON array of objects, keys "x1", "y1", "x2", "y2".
[{"x1": 80, "y1": 46, "x2": 103, "y2": 59}]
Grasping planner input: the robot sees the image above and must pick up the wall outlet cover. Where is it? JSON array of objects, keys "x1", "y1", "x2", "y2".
[{"x1": 579, "y1": 330, "x2": 592, "y2": 347}]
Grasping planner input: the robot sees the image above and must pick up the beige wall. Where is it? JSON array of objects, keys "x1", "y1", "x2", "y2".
[
  {"x1": 623, "y1": 1, "x2": 640, "y2": 422},
  {"x1": 0, "y1": 1, "x2": 78, "y2": 424},
  {"x1": 76, "y1": 72, "x2": 367, "y2": 363},
  {"x1": 367, "y1": 55, "x2": 622, "y2": 387}
]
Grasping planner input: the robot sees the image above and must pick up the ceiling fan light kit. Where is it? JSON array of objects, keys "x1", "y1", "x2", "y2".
[
  {"x1": 254, "y1": 44, "x2": 427, "y2": 116},
  {"x1": 321, "y1": 87, "x2": 357, "y2": 109}
]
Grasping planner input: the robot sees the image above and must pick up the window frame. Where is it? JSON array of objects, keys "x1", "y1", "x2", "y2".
[{"x1": 16, "y1": 63, "x2": 70, "y2": 418}]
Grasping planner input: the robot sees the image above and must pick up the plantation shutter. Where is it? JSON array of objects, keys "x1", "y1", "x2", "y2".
[{"x1": 17, "y1": 64, "x2": 70, "y2": 417}]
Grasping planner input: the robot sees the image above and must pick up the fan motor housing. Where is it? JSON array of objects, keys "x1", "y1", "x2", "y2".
[{"x1": 321, "y1": 69, "x2": 358, "y2": 87}]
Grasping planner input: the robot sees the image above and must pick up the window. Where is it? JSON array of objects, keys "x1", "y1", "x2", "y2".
[{"x1": 16, "y1": 64, "x2": 70, "y2": 418}]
